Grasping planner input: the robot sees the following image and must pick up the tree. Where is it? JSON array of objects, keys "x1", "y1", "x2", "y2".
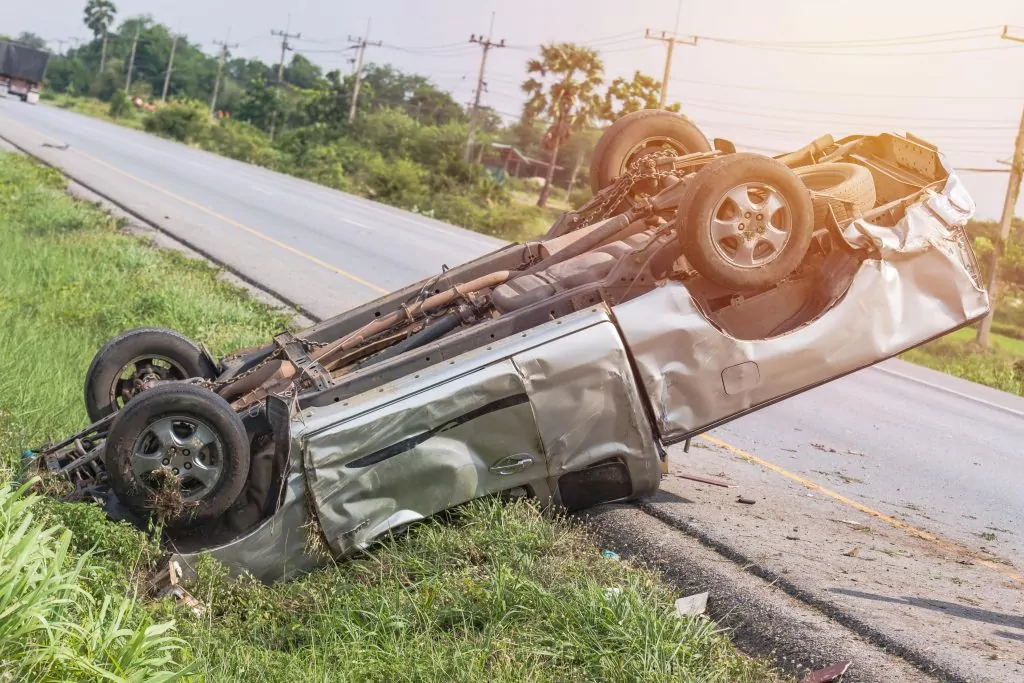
[
  {"x1": 15, "y1": 32, "x2": 48, "y2": 50},
  {"x1": 83, "y1": 0, "x2": 117, "y2": 74},
  {"x1": 521, "y1": 43, "x2": 604, "y2": 207},
  {"x1": 602, "y1": 70, "x2": 680, "y2": 121},
  {"x1": 284, "y1": 54, "x2": 322, "y2": 90}
]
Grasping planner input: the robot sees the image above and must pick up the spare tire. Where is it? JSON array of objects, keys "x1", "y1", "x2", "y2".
[
  {"x1": 794, "y1": 163, "x2": 876, "y2": 225},
  {"x1": 590, "y1": 110, "x2": 711, "y2": 194},
  {"x1": 676, "y1": 153, "x2": 814, "y2": 292}
]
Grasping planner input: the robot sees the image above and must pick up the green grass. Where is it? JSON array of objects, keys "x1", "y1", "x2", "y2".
[
  {"x1": 902, "y1": 327, "x2": 1024, "y2": 397},
  {"x1": 0, "y1": 150, "x2": 782, "y2": 681},
  {"x1": 45, "y1": 92, "x2": 149, "y2": 130},
  {"x1": 943, "y1": 325, "x2": 1024, "y2": 355}
]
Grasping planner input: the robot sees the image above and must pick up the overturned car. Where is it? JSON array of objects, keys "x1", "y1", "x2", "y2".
[{"x1": 32, "y1": 110, "x2": 988, "y2": 582}]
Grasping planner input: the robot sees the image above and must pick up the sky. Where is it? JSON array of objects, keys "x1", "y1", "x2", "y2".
[{"x1": 5, "y1": 0, "x2": 1024, "y2": 220}]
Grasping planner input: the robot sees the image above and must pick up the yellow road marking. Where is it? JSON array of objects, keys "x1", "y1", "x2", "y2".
[
  {"x1": 700, "y1": 434, "x2": 1024, "y2": 585},
  {"x1": 70, "y1": 148, "x2": 388, "y2": 294}
]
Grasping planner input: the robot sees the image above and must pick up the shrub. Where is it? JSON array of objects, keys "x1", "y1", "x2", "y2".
[
  {"x1": 204, "y1": 120, "x2": 280, "y2": 168},
  {"x1": 108, "y1": 88, "x2": 130, "y2": 119},
  {"x1": 144, "y1": 100, "x2": 211, "y2": 143}
]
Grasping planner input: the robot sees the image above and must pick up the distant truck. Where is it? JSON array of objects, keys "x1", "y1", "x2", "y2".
[{"x1": 0, "y1": 41, "x2": 50, "y2": 104}]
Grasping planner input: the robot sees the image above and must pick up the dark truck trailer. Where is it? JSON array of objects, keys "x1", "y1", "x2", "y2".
[{"x1": 0, "y1": 41, "x2": 50, "y2": 104}]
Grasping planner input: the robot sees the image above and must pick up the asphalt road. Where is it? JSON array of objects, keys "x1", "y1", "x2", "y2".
[{"x1": 1, "y1": 96, "x2": 1021, "y2": 566}]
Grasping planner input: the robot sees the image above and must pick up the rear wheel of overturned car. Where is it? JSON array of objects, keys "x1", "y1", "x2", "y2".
[
  {"x1": 589, "y1": 109, "x2": 711, "y2": 194},
  {"x1": 84, "y1": 327, "x2": 218, "y2": 422},
  {"x1": 677, "y1": 153, "x2": 815, "y2": 291},
  {"x1": 104, "y1": 383, "x2": 250, "y2": 527}
]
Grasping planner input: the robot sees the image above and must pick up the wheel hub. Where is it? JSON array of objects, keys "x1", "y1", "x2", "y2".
[
  {"x1": 131, "y1": 416, "x2": 224, "y2": 502},
  {"x1": 709, "y1": 182, "x2": 792, "y2": 269},
  {"x1": 111, "y1": 355, "x2": 188, "y2": 410}
]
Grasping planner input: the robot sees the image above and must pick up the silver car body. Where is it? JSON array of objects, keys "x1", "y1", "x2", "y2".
[{"x1": 177, "y1": 161, "x2": 987, "y2": 583}]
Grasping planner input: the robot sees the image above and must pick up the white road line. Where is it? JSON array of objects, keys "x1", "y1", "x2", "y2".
[{"x1": 871, "y1": 364, "x2": 1024, "y2": 419}]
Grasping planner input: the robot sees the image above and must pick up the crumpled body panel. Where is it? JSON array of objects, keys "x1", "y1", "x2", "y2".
[
  {"x1": 615, "y1": 172, "x2": 989, "y2": 442},
  {"x1": 182, "y1": 309, "x2": 660, "y2": 582}
]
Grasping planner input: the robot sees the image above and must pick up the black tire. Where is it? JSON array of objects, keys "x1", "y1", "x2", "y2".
[
  {"x1": 104, "y1": 383, "x2": 250, "y2": 527},
  {"x1": 794, "y1": 163, "x2": 876, "y2": 225},
  {"x1": 84, "y1": 327, "x2": 217, "y2": 423},
  {"x1": 676, "y1": 153, "x2": 814, "y2": 291},
  {"x1": 589, "y1": 109, "x2": 711, "y2": 194}
]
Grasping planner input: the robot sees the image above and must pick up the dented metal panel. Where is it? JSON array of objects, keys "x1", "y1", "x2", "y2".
[
  {"x1": 615, "y1": 171, "x2": 988, "y2": 442},
  {"x1": 512, "y1": 321, "x2": 660, "y2": 499}
]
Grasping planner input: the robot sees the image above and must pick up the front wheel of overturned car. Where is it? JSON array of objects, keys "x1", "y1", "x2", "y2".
[
  {"x1": 84, "y1": 327, "x2": 218, "y2": 422},
  {"x1": 104, "y1": 383, "x2": 250, "y2": 528},
  {"x1": 676, "y1": 153, "x2": 815, "y2": 291}
]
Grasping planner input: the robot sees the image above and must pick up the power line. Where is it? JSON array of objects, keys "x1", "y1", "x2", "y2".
[
  {"x1": 211, "y1": 33, "x2": 239, "y2": 114},
  {"x1": 669, "y1": 76, "x2": 1024, "y2": 101},
  {"x1": 701, "y1": 25, "x2": 1002, "y2": 49}
]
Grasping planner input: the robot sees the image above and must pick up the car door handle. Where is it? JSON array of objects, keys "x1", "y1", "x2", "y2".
[{"x1": 490, "y1": 453, "x2": 536, "y2": 475}]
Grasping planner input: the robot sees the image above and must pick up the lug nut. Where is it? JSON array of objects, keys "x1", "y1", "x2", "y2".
[
  {"x1": 744, "y1": 212, "x2": 751, "y2": 218},
  {"x1": 162, "y1": 458, "x2": 170, "y2": 465},
  {"x1": 183, "y1": 449, "x2": 190, "y2": 456},
  {"x1": 738, "y1": 223, "x2": 745, "y2": 229},
  {"x1": 184, "y1": 462, "x2": 192, "y2": 470},
  {"x1": 172, "y1": 468, "x2": 179, "y2": 475},
  {"x1": 757, "y1": 213, "x2": 763, "y2": 220}
]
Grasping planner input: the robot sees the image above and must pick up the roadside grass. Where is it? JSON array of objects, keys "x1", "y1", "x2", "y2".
[
  {"x1": 0, "y1": 149, "x2": 783, "y2": 681},
  {"x1": 901, "y1": 327, "x2": 1024, "y2": 397},
  {"x1": 45, "y1": 91, "x2": 149, "y2": 130}
]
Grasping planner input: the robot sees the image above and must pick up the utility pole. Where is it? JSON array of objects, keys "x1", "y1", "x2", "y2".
[
  {"x1": 644, "y1": 28, "x2": 697, "y2": 108},
  {"x1": 125, "y1": 25, "x2": 141, "y2": 91},
  {"x1": 268, "y1": 21, "x2": 301, "y2": 139},
  {"x1": 210, "y1": 33, "x2": 239, "y2": 115},
  {"x1": 976, "y1": 26, "x2": 1024, "y2": 348},
  {"x1": 347, "y1": 19, "x2": 382, "y2": 124},
  {"x1": 464, "y1": 12, "x2": 505, "y2": 163},
  {"x1": 161, "y1": 33, "x2": 179, "y2": 101}
]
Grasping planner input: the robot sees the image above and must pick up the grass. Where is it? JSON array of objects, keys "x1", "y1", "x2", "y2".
[
  {"x1": 901, "y1": 327, "x2": 1024, "y2": 397},
  {"x1": 44, "y1": 92, "x2": 149, "y2": 130},
  {"x1": 0, "y1": 150, "x2": 782, "y2": 680}
]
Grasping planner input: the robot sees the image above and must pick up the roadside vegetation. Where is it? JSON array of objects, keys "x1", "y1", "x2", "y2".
[{"x1": 0, "y1": 150, "x2": 783, "y2": 680}]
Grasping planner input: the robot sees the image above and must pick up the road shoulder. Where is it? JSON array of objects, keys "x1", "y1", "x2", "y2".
[{"x1": 600, "y1": 439, "x2": 1024, "y2": 682}]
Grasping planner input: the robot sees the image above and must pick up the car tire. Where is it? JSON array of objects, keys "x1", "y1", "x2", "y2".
[
  {"x1": 104, "y1": 383, "x2": 250, "y2": 527},
  {"x1": 84, "y1": 327, "x2": 217, "y2": 423},
  {"x1": 794, "y1": 163, "x2": 876, "y2": 225},
  {"x1": 589, "y1": 109, "x2": 711, "y2": 194},
  {"x1": 676, "y1": 153, "x2": 815, "y2": 291}
]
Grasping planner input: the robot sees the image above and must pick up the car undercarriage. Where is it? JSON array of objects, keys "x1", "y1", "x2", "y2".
[{"x1": 28, "y1": 110, "x2": 988, "y2": 582}]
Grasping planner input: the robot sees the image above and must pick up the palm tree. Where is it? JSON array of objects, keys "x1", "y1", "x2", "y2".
[
  {"x1": 521, "y1": 43, "x2": 604, "y2": 207},
  {"x1": 83, "y1": 0, "x2": 117, "y2": 73}
]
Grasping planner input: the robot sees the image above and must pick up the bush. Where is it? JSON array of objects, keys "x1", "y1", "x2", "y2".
[
  {"x1": 108, "y1": 88, "x2": 130, "y2": 119},
  {"x1": 204, "y1": 120, "x2": 280, "y2": 168},
  {"x1": 144, "y1": 100, "x2": 211, "y2": 143},
  {"x1": 992, "y1": 321, "x2": 1024, "y2": 342}
]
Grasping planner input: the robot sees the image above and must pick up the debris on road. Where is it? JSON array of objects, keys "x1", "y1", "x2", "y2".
[
  {"x1": 676, "y1": 471, "x2": 734, "y2": 487},
  {"x1": 833, "y1": 519, "x2": 871, "y2": 532},
  {"x1": 844, "y1": 547, "x2": 860, "y2": 558},
  {"x1": 800, "y1": 660, "x2": 851, "y2": 683},
  {"x1": 811, "y1": 443, "x2": 838, "y2": 454},
  {"x1": 601, "y1": 549, "x2": 620, "y2": 560},
  {"x1": 674, "y1": 591, "x2": 709, "y2": 618},
  {"x1": 737, "y1": 496, "x2": 757, "y2": 505}
]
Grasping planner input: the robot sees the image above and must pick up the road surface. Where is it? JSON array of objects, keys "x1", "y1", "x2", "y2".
[{"x1": 1, "y1": 96, "x2": 1021, "y2": 564}]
